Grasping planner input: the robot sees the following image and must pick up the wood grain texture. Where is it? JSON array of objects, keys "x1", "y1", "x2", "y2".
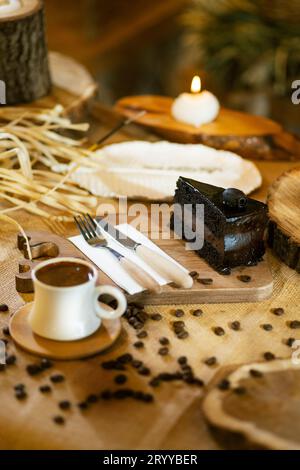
[
  {"x1": 115, "y1": 95, "x2": 300, "y2": 161},
  {"x1": 16, "y1": 230, "x2": 273, "y2": 304},
  {"x1": 268, "y1": 167, "x2": 300, "y2": 272},
  {"x1": 10, "y1": 302, "x2": 121, "y2": 360}
]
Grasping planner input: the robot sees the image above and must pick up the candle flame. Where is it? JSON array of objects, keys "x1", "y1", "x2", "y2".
[{"x1": 191, "y1": 75, "x2": 201, "y2": 94}]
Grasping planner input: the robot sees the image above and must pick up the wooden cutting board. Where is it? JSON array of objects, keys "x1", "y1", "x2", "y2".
[
  {"x1": 115, "y1": 95, "x2": 300, "y2": 161},
  {"x1": 16, "y1": 230, "x2": 273, "y2": 305}
]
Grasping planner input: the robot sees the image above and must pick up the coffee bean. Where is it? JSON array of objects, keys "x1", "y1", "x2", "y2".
[
  {"x1": 14, "y1": 384, "x2": 25, "y2": 392},
  {"x1": 237, "y1": 275, "x2": 251, "y2": 283},
  {"x1": 142, "y1": 393, "x2": 154, "y2": 403},
  {"x1": 174, "y1": 309, "x2": 184, "y2": 318},
  {"x1": 192, "y1": 309, "x2": 203, "y2": 317},
  {"x1": 2, "y1": 327, "x2": 10, "y2": 336},
  {"x1": 26, "y1": 364, "x2": 43, "y2": 376},
  {"x1": 233, "y1": 386, "x2": 246, "y2": 395},
  {"x1": 0, "y1": 304, "x2": 8, "y2": 312},
  {"x1": 101, "y1": 390, "x2": 112, "y2": 400},
  {"x1": 213, "y1": 327, "x2": 225, "y2": 336},
  {"x1": 177, "y1": 331, "x2": 189, "y2": 339},
  {"x1": 138, "y1": 366, "x2": 151, "y2": 376},
  {"x1": 59, "y1": 400, "x2": 71, "y2": 410},
  {"x1": 114, "y1": 374, "x2": 127, "y2": 385},
  {"x1": 189, "y1": 271, "x2": 199, "y2": 279},
  {"x1": 133, "y1": 341, "x2": 144, "y2": 349},
  {"x1": 194, "y1": 378, "x2": 205, "y2": 387},
  {"x1": 6, "y1": 354, "x2": 16, "y2": 365},
  {"x1": 289, "y1": 321, "x2": 300, "y2": 329},
  {"x1": 113, "y1": 389, "x2": 129, "y2": 400},
  {"x1": 159, "y1": 337, "x2": 169, "y2": 346},
  {"x1": 40, "y1": 358, "x2": 53, "y2": 370},
  {"x1": 219, "y1": 267, "x2": 231, "y2": 275},
  {"x1": 39, "y1": 385, "x2": 51, "y2": 394},
  {"x1": 117, "y1": 353, "x2": 133, "y2": 364},
  {"x1": 262, "y1": 324, "x2": 273, "y2": 331},
  {"x1": 132, "y1": 360, "x2": 143, "y2": 368},
  {"x1": 178, "y1": 356, "x2": 187, "y2": 365},
  {"x1": 137, "y1": 331, "x2": 148, "y2": 339},
  {"x1": 264, "y1": 352, "x2": 275, "y2": 361},
  {"x1": 271, "y1": 307, "x2": 285, "y2": 316},
  {"x1": 102, "y1": 360, "x2": 124, "y2": 371},
  {"x1": 133, "y1": 322, "x2": 144, "y2": 330},
  {"x1": 249, "y1": 369, "x2": 263, "y2": 378},
  {"x1": 87, "y1": 394, "x2": 98, "y2": 404},
  {"x1": 53, "y1": 416, "x2": 65, "y2": 425},
  {"x1": 158, "y1": 347, "x2": 169, "y2": 356},
  {"x1": 149, "y1": 378, "x2": 160, "y2": 388},
  {"x1": 198, "y1": 278, "x2": 213, "y2": 285},
  {"x1": 204, "y1": 356, "x2": 217, "y2": 367},
  {"x1": 230, "y1": 321, "x2": 241, "y2": 331},
  {"x1": 15, "y1": 390, "x2": 27, "y2": 400},
  {"x1": 286, "y1": 337, "x2": 295, "y2": 347},
  {"x1": 173, "y1": 321, "x2": 185, "y2": 328},
  {"x1": 218, "y1": 379, "x2": 230, "y2": 391},
  {"x1": 151, "y1": 313, "x2": 162, "y2": 321},
  {"x1": 78, "y1": 401, "x2": 89, "y2": 409},
  {"x1": 50, "y1": 374, "x2": 65, "y2": 384}
]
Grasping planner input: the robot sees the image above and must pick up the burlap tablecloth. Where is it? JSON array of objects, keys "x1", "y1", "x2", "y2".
[{"x1": 0, "y1": 208, "x2": 299, "y2": 450}]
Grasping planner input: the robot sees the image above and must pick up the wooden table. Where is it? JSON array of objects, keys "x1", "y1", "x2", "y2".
[{"x1": 0, "y1": 102, "x2": 299, "y2": 450}]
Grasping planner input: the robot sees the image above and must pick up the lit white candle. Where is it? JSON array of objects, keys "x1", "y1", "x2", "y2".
[
  {"x1": 172, "y1": 75, "x2": 220, "y2": 127},
  {"x1": 0, "y1": 0, "x2": 21, "y2": 15}
]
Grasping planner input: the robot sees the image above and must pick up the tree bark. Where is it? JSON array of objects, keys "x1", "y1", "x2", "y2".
[{"x1": 0, "y1": 0, "x2": 51, "y2": 105}]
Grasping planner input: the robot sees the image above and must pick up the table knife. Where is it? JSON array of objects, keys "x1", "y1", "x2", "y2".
[{"x1": 95, "y1": 216, "x2": 193, "y2": 289}]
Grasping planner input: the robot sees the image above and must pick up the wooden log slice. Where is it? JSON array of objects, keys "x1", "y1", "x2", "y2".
[
  {"x1": 267, "y1": 167, "x2": 300, "y2": 272},
  {"x1": 0, "y1": 0, "x2": 51, "y2": 105},
  {"x1": 115, "y1": 95, "x2": 300, "y2": 161},
  {"x1": 202, "y1": 359, "x2": 300, "y2": 450}
]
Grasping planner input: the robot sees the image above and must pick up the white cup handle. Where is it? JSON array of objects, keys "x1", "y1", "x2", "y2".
[{"x1": 93, "y1": 285, "x2": 127, "y2": 320}]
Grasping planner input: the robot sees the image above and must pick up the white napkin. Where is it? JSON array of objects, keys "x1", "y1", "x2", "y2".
[{"x1": 69, "y1": 224, "x2": 188, "y2": 295}]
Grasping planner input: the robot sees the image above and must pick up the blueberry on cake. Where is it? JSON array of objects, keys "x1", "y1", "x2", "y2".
[{"x1": 171, "y1": 177, "x2": 268, "y2": 273}]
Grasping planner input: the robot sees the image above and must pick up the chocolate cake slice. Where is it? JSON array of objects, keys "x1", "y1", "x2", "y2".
[{"x1": 171, "y1": 177, "x2": 268, "y2": 273}]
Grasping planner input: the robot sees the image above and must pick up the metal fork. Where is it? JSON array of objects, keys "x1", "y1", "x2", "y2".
[{"x1": 74, "y1": 215, "x2": 160, "y2": 293}]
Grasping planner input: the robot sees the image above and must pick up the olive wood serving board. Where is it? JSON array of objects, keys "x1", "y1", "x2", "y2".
[
  {"x1": 16, "y1": 230, "x2": 273, "y2": 304},
  {"x1": 115, "y1": 95, "x2": 300, "y2": 161}
]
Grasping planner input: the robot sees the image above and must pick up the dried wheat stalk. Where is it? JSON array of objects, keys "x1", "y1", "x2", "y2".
[{"x1": 0, "y1": 105, "x2": 99, "y2": 221}]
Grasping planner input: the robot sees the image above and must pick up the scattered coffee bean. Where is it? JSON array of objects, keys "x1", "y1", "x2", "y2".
[
  {"x1": 192, "y1": 309, "x2": 203, "y2": 317},
  {"x1": 40, "y1": 358, "x2": 53, "y2": 370},
  {"x1": 137, "y1": 331, "x2": 148, "y2": 339},
  {"x1": 50, "y1": 374, "x2": 65, "y2": 384},
  {"x1": 159, "y1": 337, "x2": 169, "y2": 346},
  {"x1": 286, "y1": 337, "x2": 295, "y2": 347},
  {"x1": 2, "y1": 327, "x2": 10, "y2": 336},
  {"x1": 138, "y1": 366, "x2": 151, "y2": 376},
  {"x1": 219, "y1": 267, "x2": 231, "y2": 275},
  {"x1": 177, "y1": 330, "x2": 189, "y2": 339},
  {"x1": 0, "y1": 304, "x2": 8, "y2": 312},
  {"x1": 113, "y1": 389, "x2": 130, "y2": 400},
  {"x1": 26, "y1": 364, "x2": 43, "y2": 376},
  {"x1": 230, "y1": 321, "x2": 241, "y2": 331},
  {"x1": 262, "y1": 324, "x2": 273, "y2": 331},
  {"x1": 272, "y1": 307, "x2": 285, "y2": 316},
  {"x1": 6, "y1": 354, "x2": 16, "y2": 366},
  {"x1": 149, "y1": 378, "x2": 160, "y2": 388},
  {"x1": 198, "y1": 278, "x2": 213, "y2": 286},
  {"x1": 87, "y1": 394, "x2": 98, "y2": 404},
  {"x1": 53, "y1": 416, "x2": 65, "y2": 425},
  {"x1": 114, "y1": 374, "x2": 127, "y2": 385},
  {"x1": 237, "y1": 275, "x2": 251, "y2": 283},
  {"x1": 101, "y1": 390, "x2": 112, "y2": 400},
  {"x1": 15, "y1": 389, "x2": 27, "y2": 400},
  {"x1": 158, "y1": 347, "x2": 169, "y2": 356},
  {"x1": 204, "y1": 356, "x2": 217, "y2": 367},
  {"x1": 249, "y1": 369, "x2": 263, "y2": 378},
  {"x1": 39, "y1": 385, "x2": 51, "y2": 394},
  {"x1": 59, "y1": 400, "x2": 71, "y2": 411},
  {"x1": 151, "y1": 313, "x2": 162, "y2": 321},
  {"x1": 133, "y1": 341, "x2": 144, "y2": 349},
  {"x1": 14, "y1": 384, "x2": 25, "y2": 392},
  {"x1": 174, "y1": 309, "x2": 184, "y2": 318},
  {"x1": 178, "y1": 356, "x2": 187, "y2": 365},
  {"x1": 189, "y1": 271, "x2": 199, "y2": 279},
  {"x1": 233, "y1": 386, "x2": 246, "y2": 395},
  {"x1": 213, "y1": 326, "x2": 225, "y2": 336},
  {"x1": 218, "y1": 379, "x2": 230, "y2": 391},
  {"x1": 264, "y1": 352, "x2": 275, "y2": 361},
  {"x1": 132, "y1": 359, "x2": 143, "y2": 368},
  {"x1": 102, "y1": 360, "x2": 126, "y2": 371},
  {"x1": 78, "y1": 401, "x2": 89, "y2": 410},
  {"x1": 289, "y1": 320, "x2": 300, "y2": 329},
  {"x1": 173, "y1": 321, "x2": 185, "y2": 328},
  {"x1": 117, "y1": 353, "x2": 133, "y2": 364}
]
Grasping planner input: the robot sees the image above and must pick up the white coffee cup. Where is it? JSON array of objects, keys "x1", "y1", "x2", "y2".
[{"x1": 28, "y1": 257, "x2": 127, "y2": 341}]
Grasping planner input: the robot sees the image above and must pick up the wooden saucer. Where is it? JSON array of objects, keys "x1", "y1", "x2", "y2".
[{"x1": 9, "y1": 303, "x2": 122, "y2": 361}]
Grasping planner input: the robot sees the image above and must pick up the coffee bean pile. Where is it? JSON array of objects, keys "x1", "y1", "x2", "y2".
[
  {"x1": 26, "y1": 358, "x2": 54, "y2": 377},
  {"x1": 102, "y1": 353, "x2": 151, "y2": 378},
  {"x1": 171, "y1": 321, "x2": 189, "y2": 340},
  {"x1": 123, "y1": 303, "x2": 150, "y2": 331}
]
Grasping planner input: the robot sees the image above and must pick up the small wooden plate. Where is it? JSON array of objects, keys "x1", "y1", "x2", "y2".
[{"x1": 9, "y1": 303, "x2": 122, "y2": 361}]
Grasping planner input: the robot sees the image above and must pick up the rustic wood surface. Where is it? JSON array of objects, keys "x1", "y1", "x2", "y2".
[{"x1": 115, "y1": 95, "x2": 300, "y2": 161}]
